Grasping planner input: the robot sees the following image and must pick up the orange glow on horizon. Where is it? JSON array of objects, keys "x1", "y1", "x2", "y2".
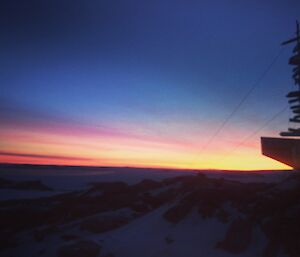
[
  {"x1": 0, "y1": 117, "x2": 292, "y2": 171},
  {"x1": 0, "y1": 146, "x2": 291, "y2": 171}
]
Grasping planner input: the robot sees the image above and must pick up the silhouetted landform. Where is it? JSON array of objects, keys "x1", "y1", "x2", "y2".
[
  {"x1": 1, "y1": 165, "x2": 300, "y2": 257},
  {"x1": 0, "y1": 162, "x2": 200, "y2": 173},
  {"x1": 0, "y1": 177, "x2": 52, "y2": 191}
]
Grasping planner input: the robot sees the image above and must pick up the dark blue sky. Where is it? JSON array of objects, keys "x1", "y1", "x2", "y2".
[{"x1": 0, "y1": 0, "x2": 299, "y2": 169}]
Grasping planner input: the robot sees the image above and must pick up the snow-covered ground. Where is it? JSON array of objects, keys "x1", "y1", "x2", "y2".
[{"x1": 0, "y1": 164, "x2": 298, "y2": 257}]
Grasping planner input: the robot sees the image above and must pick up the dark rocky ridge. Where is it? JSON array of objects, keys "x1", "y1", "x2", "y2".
[{"x1": 1, "y1": 172, "x2": 300, "y2": 257}]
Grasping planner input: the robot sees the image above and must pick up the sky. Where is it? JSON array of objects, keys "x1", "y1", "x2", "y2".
[{"x1": 0, "y1": 0, "x2": 299, "y2": 170}]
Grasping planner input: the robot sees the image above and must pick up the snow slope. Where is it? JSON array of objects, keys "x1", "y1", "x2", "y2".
[{"x1": 0, "y1": 164, "x2": 297, "y2": 257}]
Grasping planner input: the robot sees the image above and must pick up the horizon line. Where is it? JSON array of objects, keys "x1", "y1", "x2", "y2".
[{"x1": 0, "y1": 162, "x2": 291, "y2": 173}]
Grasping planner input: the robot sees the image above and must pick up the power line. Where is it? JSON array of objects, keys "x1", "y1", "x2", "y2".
[
  {"x1": 223, "y1": 105, "x2": 289, "y2": 157},
  {"x1": 199, "y1": 47, "x2": 285, "y2": 153}
]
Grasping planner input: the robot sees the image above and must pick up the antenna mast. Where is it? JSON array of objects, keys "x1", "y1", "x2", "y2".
[{"x1": 280, "y1": 20, "x2": 300, "y2": 137}]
